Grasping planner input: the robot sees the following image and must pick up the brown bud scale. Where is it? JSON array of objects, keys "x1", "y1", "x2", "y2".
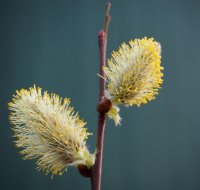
[
  {"x1": 78, "y1": 165, "x2": 92, "y2": 178},
  {"x1": 97, "y1": 97, "x2": 112, "y2": 113}
]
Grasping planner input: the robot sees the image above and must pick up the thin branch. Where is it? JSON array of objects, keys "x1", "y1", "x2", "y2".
[
  {"x1": 103, "y1": 3, "x2": 111, "y2": 37},
  {"x1": 91, "y1": 3, "x2": 111, "y2": 190}
]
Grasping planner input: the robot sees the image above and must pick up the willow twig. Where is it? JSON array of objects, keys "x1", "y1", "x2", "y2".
[{"x1": 91, "y1": 3, "x2": 111, "y2": 190}]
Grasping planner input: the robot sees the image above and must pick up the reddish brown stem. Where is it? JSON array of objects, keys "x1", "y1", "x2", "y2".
[{"x1": 91, "y1": 3, "x2": 111, "y2": 190}]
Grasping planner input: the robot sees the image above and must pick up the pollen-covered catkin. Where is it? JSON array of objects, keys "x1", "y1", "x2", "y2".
[
  {"x1": 8, "y1": 86, "x2": 95, "y2": 176},
  {"x1": 103, "y1": 37, "x2": 163, "y2": 125}
]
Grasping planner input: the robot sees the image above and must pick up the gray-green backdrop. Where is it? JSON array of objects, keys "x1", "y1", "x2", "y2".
[{"x1": 1, "y1": 0, "x2": 200, "y2": 190}]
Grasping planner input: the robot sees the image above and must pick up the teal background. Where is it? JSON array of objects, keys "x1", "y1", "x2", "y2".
[{"x1": 1, "y1": 0, "x2": 200, "y2": 190}]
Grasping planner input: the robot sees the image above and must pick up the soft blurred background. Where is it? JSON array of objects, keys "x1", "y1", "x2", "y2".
[{"x1": 1, "y1": 0, "x2": 200, "y2": 190}]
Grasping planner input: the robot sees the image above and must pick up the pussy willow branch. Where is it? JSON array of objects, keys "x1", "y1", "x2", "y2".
[{"x1": 91, "y1": 3, "x2": 111, "y2": 190}]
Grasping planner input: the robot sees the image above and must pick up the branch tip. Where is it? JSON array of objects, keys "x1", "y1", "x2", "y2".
[{"x1": 103, "y1": 3, "x2": 111, "y2": 34}]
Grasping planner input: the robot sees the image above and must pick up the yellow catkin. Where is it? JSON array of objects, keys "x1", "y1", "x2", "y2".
[
  {"x1": 8, "y1": 85, "x2": 95, "y2": 176},
  {"x1": 103, "y1": 37, "x2": 163, "y2": 125}
]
